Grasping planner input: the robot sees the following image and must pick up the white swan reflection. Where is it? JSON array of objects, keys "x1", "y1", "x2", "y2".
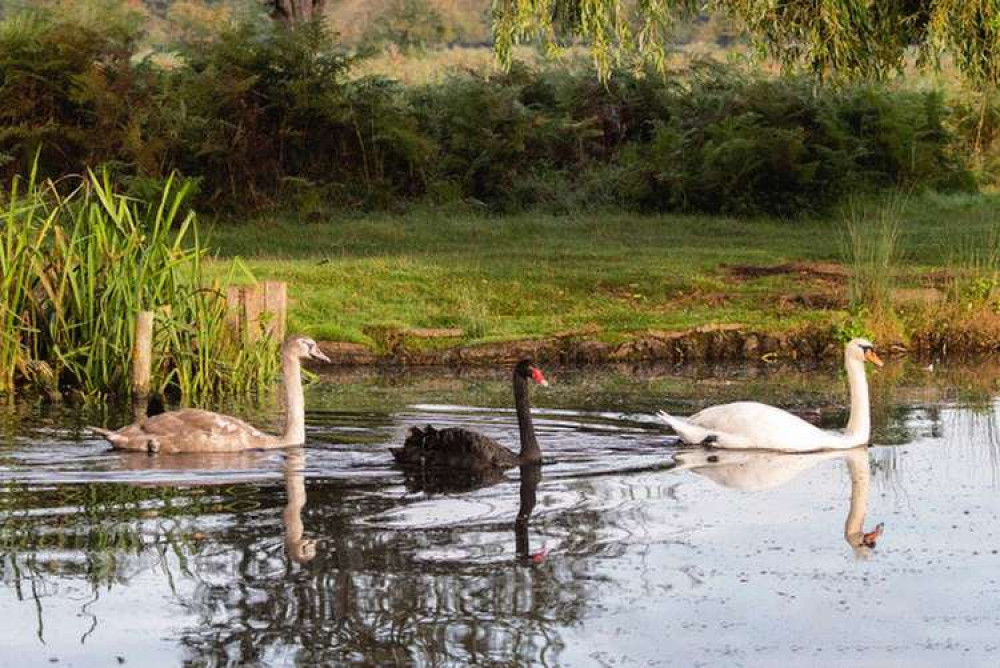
[{"x1": 671, "y1": 446, "x2": 884, "y2": 557}]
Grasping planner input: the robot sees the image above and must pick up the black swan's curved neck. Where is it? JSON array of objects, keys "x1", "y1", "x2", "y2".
[{"x1": 514, "y1": 372, "x2": 541, "y2": 463}]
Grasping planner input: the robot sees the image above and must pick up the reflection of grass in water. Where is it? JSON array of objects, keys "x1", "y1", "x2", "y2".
[
  {"x1": 934, "y1": 365, "x2": 1000, "y2": 486},
  {"x1": 0, "y1": 482, "x2": 233, "y2": 645},
  {"x1": 869, "y1": 380, "x2": 1000, "y2": 489},
  {"x1": 0, "y1": 482, "x2": 239, "y2": 564},
  {"x1": 942, "y1": 405, "x2": 1000, "y2": 487},
  {"x1": 948, "y1": 378, "x2": 997, "y2": 413},
  {"x1": 870, "y1": 445, "x2": 904, "y2": 489},
  {"x1": 0, "y1": 479, "x2": 282, "y2": 646}
]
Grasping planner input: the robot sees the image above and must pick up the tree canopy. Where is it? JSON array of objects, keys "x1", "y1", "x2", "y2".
[{"x1": 491, "y1": 0, "x2": 1000, "y2": 86}]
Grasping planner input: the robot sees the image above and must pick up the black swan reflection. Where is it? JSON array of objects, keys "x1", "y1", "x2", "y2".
[{"x1": 515, "y1": 463, "x2": 547, "y2": 565}]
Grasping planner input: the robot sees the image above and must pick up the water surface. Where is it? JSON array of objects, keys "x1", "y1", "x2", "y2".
[{"x1": 2, "y1": 361, "x2": 1000, "y2": 666}]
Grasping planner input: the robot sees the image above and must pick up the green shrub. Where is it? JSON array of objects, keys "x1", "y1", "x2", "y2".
[
  {"x1": 409, "y1": 72, "x2": 536, "y2": 206},
  {"x1": 833, "y1": 85, "x2": 973, "y2": 193},
  {"x1": 157, "y1": 19, "x2": 356, "y2": 207},
  {"x1": 362, "y1": 0, "x2": 450, "y2": 52},
  {"x1": 0, "y1": 6, "x2": 981, "y2": 217},
  {"x1": 0, "y1": 9, "x2": 151, "y2": 183},
  {"x1": 621, "y1": 65, "x2": 972, "y2": 215}
]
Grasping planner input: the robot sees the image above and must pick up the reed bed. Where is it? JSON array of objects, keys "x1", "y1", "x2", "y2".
[
  {"x1": 0, "y1": 168, "x2": 277, "y2": 400},
  {"x1": 842, "y1": 194, "x2": 905, "y2": 315}
]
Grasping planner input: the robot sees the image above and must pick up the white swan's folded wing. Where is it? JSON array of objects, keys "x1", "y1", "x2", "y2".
[
  {"x1": 659, "y1": 403, "x2": 853, "y2": 451},
  {"x1": 656, "y1": 410, "x2": 752, "y2": 448}
]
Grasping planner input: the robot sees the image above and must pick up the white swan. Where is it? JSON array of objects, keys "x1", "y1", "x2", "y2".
[{"x1": 658, "y1": 338, "x2": 883, "y2": 452}]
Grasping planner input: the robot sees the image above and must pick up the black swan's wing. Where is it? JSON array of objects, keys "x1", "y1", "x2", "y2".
[{"x1": 392, "y1": 425, "x2": 518, "y2": 471}]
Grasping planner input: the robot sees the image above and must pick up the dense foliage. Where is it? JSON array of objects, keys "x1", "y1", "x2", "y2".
[{"x1": 0, "y1": 8, "x2": 987, "y2": 216}]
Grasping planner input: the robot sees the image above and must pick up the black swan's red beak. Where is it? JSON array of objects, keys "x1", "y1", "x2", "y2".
[{"x1": 531, "y1": 367, "x2": 549, "y2": 386}]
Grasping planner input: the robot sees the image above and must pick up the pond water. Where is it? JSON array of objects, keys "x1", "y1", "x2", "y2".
[{"x1": 2, "y1": 361, "x2": 1000, "y2": 666}]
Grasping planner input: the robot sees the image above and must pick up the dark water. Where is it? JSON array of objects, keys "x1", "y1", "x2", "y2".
[{"x1": 3, "y1": 361, "x2": 1000, "y2": 666}]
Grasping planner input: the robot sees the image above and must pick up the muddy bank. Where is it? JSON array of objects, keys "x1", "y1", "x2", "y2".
[
  {"x1": 319, "y1": 325, "x2": 848, "y2": 367},
  {"x1": 318, "y1": 319, "x2": 1000, "y2": 367}
]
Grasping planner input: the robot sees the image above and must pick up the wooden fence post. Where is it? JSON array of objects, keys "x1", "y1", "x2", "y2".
[
  {"x1": 262, "y1": 280, "x2": 287, "y2": 343},
  {"x1": 226, "y1": 282, "x2": 288, "y2": 344},
  {"x1": 132, "y1": 310, "x2": 154, "y2": 417}
]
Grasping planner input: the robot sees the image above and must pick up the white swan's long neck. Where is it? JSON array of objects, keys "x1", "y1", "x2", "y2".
[
  {"x1": 843, "y1": 353, "x2": 871, "y2": 445},
  {"x1": 844, "y1": 448, "x2": 871, "y2": 547},
  {"x1": 280, "y1": 352, "x2": 305, "y2": 445}
]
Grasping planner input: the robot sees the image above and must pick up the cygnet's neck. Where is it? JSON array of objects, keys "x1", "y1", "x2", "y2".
[
  {"x1": 281, "y1": 351, "x2": 305, "y2": 445},
  {"x1": 844, "y1": 353, "x2": 871, "y2": 445}
]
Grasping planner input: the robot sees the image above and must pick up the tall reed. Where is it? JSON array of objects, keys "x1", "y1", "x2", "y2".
[
  {"x1": 0, "y1": 169, "x2": 277, "y2": 399},
  {"x1": 946, "y1": 210, "x2": 1000, "y2": 309},
  {"x1": 842, "y1": 194, "x2": 905, "y2": 315}
]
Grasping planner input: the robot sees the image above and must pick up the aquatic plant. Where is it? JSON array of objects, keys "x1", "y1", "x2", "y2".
[
  {"x1": 945, "y1": 207, "x2": 1000, "y2": 310},
  {"x1": 842, "y1": 194, "x2": 905, "y2": 316},
  {"x1": 0, "y1": 167, "x2": 278, "y2": 399}
]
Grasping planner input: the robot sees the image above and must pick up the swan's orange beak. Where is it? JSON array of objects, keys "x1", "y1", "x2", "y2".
[
  {"x1": 531, "y1": 367, "x2": 549, "y2": 387},
  {"x1": 864, "y1": 349, "x2": 883, "y2": 367},
  {"x1": 862, "y1": 522, "x2": 884, "y2": 548}
]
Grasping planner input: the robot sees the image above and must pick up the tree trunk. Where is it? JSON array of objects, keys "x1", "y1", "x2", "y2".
[{"x1": 270, "y1": 0, "x2": 327, "y2": 23}]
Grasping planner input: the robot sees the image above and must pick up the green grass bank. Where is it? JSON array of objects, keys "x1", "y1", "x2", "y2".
[{"x1": 208, "y1": 192, "x2": 1000, "y2": 364}]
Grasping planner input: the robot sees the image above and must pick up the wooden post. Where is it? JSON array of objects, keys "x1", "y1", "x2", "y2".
[
  {"x1": 262, "y1": 281, "x2": 287, "y2": 343},
  {"x1": 226, "y1": 282, "x2": 287, "y2": 343},
  {"x1": 226, "y1": 286, "x2": 246, "y2": 340},
  {"x1": 132, "y1": 310, "x2": 154, "y2": 417}
]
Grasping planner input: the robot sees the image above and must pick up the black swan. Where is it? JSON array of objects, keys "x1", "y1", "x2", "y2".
[{"x1": 392, "y1": 359, "x2": 548, "y2": 472}]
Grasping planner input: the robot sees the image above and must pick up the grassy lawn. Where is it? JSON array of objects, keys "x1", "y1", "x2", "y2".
[{"x1": 206, "y1": 192, "x2": 1000, "y2": 348}]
